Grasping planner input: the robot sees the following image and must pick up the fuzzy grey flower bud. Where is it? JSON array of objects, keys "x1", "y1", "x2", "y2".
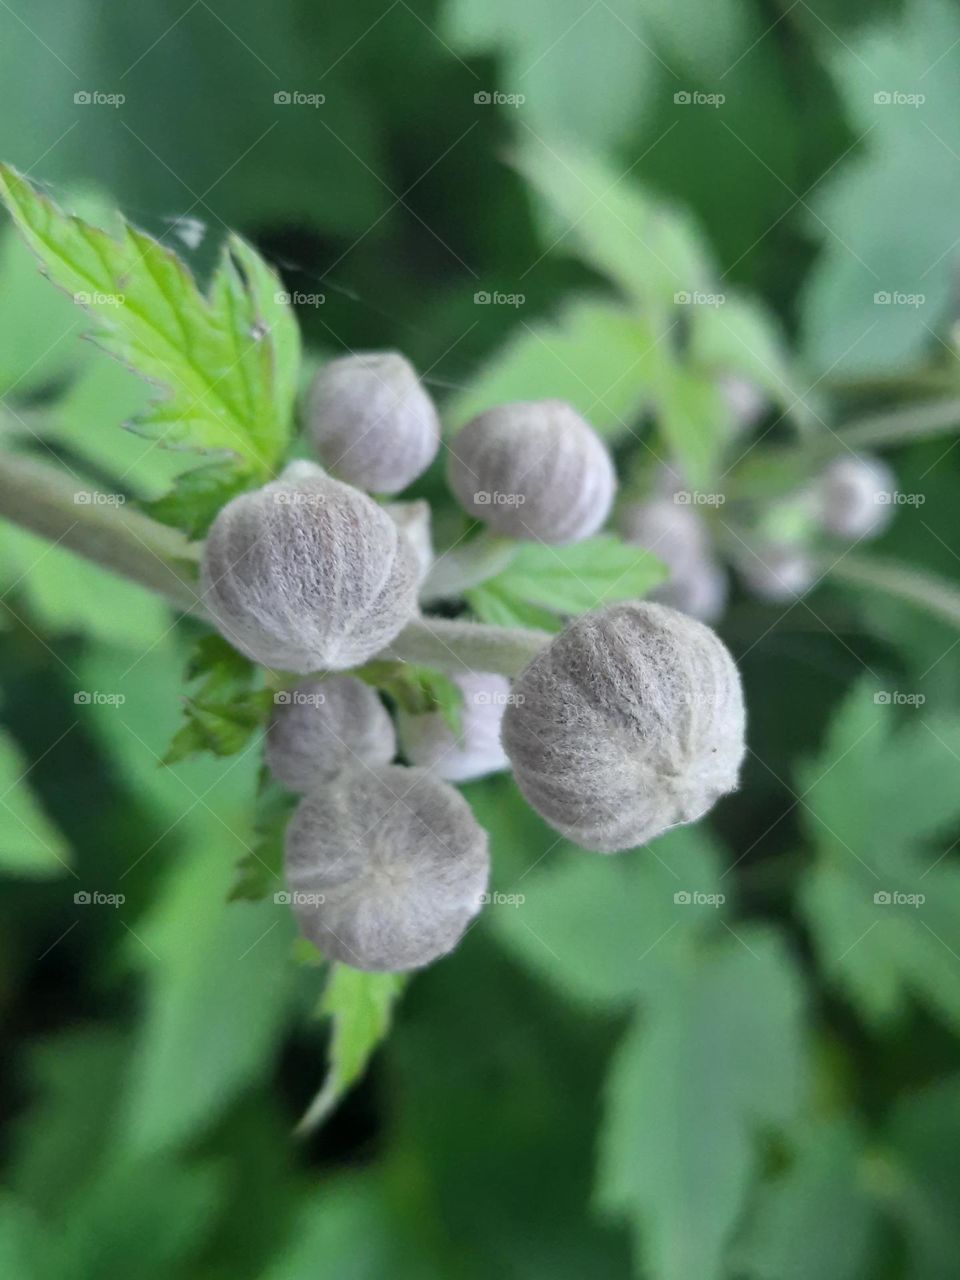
[
  {"x1": 200, "y1": 462, "x2": 418, "y2": 672},
  {"x1": 307, "y1": 352, "x2": 440, "y2": 494},
  {"x1": 501, "y1": 602, "x2": 746, "y2": 853},
  {"x1": 284, "y1": 764, "x2": 490, "y2": 971},
  {"x1": 621, "y1": 498, "x2": 728, "y2": 622},
  {"x1": 718, "y1": 373, "x2": 767, "y2": 432},
  {"x1": 739, "y1": 541, "x2": 815, "y2": 602},
  {"x1": 815, "y1": 453, "x2": 895, "y2": 540},
  {"x1": 447, "y1": 400, "x2": 616, "y2": 544},
  {"x1": 266, "y1": 676, "x2": 396, "y2": 792},
  {"x1": 397, "y1": 671, "x2": 511, "y2": 783}
]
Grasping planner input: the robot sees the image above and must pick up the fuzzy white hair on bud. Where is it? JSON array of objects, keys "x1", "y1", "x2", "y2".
[
  {"x1": 307, "y1": 352, "x2": 440, "y2": 494},
  {"x1": 284, "y1": 764, "x2": 490, "y2": 971},
  {"x1": 200, "y1": 462, "x2": 419, "y2": 672},
  {"x1": 447, "y1": 399, "x2": 616, "y2": 544},
  {"x1": 266, "y1": 676, "x2": 396, "y2": 792},
  {"x1": 501, "y1": 601, "x2": 746, "y2": 853}
]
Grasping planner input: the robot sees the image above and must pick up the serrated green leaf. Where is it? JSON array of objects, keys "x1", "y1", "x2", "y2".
[
  {"x1": 799, "y1": 680, "x2": 960, "y2": 1031},
  {"x1": 800, "y1": 0, "x2": 960, "y2": 376},
  {"x1": 0, "y1": 730, "x2": 69, "y2": 878},
  {"x1": 144, "y1": 459, "x2": 252, "y2": 540},
  {"x1": 0, "y1": 166, "x2": 299, "y2": 477},
  {"x1": 164, "y1": 636, "x2": 272, "y2": 765},
  {"x1": 296, "y1": 965, "x2": 406, "y2": 1134},
  {"x1": 597, "y1": 929, "x2": 806, "y2": 1280},
  {"x1": 479, "y1": 536, "x2": 666, "y2": 619}
]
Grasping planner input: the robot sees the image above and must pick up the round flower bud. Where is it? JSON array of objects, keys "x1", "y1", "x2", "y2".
[
  {"x1": 621, "y1": 498, "x2": 728, "y2": 622},
  {"x1": 396, "y1": 672, "x2": 511, "y2": 783},
  {"x1": 739, "y1": 542, "x2": 816, "y2": 602},
  {"x1": 284, "y1": 763, "x2": 490, "y2": 971},
  {"x1": 384, "y1": 499, "x2": 434, "y2": 584},
  {"x1": 447, "y1": 400, "x2": 616, "y2": 544},
  {"x1": 815, "y1": 453, "x2": 895, "y2": 540},
  {"x1": 501, "y1": 601, "x2": 746, "y2": 853},
  {"x1": 266, "y1": 676, "x2": 396, "y2": 792},
  {"x1": 200, "y1": 462, "x2": 418, "y2": 673},
  {"x1": 307, "y1": 352, "x2": 440, "y2": 494}
]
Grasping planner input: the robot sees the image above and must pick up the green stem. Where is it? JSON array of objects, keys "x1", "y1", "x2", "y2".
[
  {"x1": 826, "y1": 553, "x2": 960, "y2": 630},
  {"x1": 0, "y1": 449, "x2": 549, "y2": 676},
  {"x1": 838, "y1": 396, "x2": 960, "y2": 452},
  {"x1": 0, "y1": 448, "x2": 204, "y2": 613}
]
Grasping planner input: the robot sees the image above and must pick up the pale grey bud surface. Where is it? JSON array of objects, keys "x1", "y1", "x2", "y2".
[
  {"x1": 384, "y1": 499, "x2": 434, "y2": 584},
  {"x1": 266, "y1": 676, "x2": 396, "y2": 792},
  {"x1": 396, "y1": 671, "x2": 511, "y2": 783},
  {"x1": 621, "y1": 498, "x2": 728, "y2": 622},
  {"x1": 307, "y1": 352, "x2": 440, "y2": 494},
  {"x1": 815, "y1": 453, "x2": 895, "y2": 540},
  {"x1": 284, "y1": 763, "x2": 490, "y2": 972},
  {"x1": 447, "y1": 399, "x2": 616, "y2": 544},
  {"x1": 739, "y1": 541, "x2": 816, "y2": 602},
  {"x1": 501, "y1": 601, "x2": 746, "y2": 853},
  {"x1": 200, "y1": 462, "x2": 419, "y2": 673}
]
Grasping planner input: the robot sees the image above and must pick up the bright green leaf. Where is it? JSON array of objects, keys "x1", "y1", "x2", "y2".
[
  {"x1": 0, "y1": 729, "x2": 69, "y2": 878},
  {"x1": 0, "y1": 165, "x2": 300, "y2": 478}
]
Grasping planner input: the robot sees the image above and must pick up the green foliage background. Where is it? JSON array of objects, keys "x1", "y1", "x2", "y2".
[{"x1": 1, "y1": 2, "x2": 959, "y2": 1278}]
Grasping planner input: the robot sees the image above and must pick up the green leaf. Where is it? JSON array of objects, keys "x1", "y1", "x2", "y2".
[
  {"x1": 296, "y1": 965, "x2": 406, "y2": 1134},
  {"x1": 144, "y1": 459, "x2": 252, "y2": 541},
  {"x1": 0, "y1": 165, "x2": 300, "y2": 478},
  {"x1": 230, "y1": 782, "x2": 295, "y2": 904},
  {"x1": 597, "y1": 928, "x2": 806, "y2": 1280},
  {"x1": 488, "y1": 826, "x2": 728, "y2": 1008},
  {"x1": 886, "y1": 1076, "x2": 960, "y2": 1279},
  {"x1": 119, "y1": 830, "x2": 296, "y2": 1158},
  {"x1": 800, "y1": 0, "x2": 960, "y2": 376},
  {"x1": 164, "y1": 636, "x2": 272, "y2": 765},
  {"x1": 466, "y1": 581, "x2": 564, "y2": 632},
  {"x1": 478, "y1": 536, "x2": 666, "y2": 619},
  {"x1": 516, "y1": 140, "x2": 712, "y2": 316},
  {"x1": 799, "y1": 680, "x2": 960, "y2": 1031},
  {"x1": 445, "y1": 297, "x2": 665, "y2": 442},
  {"x1": 0, "y1": 520, "x2": 172, "y2": 650},
  {"x1": 735, "y1": 1120, "x2": 878, "y2": 1280},
  {"x1": 442, "y1": 0, "x2": 655, "y2": 151},
  {"x1": 0, "y1": 729, "x2": 69, "y2": 878},
  {"x1": 689, "y1": 294, "x2": 807, "y2": 419},
  {"x1": 356, "y1": 662, "x2": 462, "y2": 734}
]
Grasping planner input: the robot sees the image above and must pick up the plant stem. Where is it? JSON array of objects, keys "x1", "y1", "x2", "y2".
[
  {"x1": 383, "y1": 616, "x2": 548, "y2": 677},
  {"x1": 838, "y1": 396, "x2": 960, "y2": 451},
  {"x1": 419, "y1": 530, "x2": 517, "y2": 603},
  {"x1": 0, "y1": 449, "x2": 550, "y2": 676},
  {"x1": 0, "y1": 449, "x2": 204, "y2": 613}
]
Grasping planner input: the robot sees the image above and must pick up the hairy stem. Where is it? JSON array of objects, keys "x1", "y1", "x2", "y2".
[
  {"x1": 0, "y1": 449, "x2": 550, "y2": 676},
  {"x1": 0, "y1": 449, "x2": 204, "y2": 613}
]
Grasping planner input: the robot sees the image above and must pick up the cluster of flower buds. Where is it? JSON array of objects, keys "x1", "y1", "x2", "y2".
[{"x1": 198, "y1": 354, "x2": 749, "y2": 971}]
